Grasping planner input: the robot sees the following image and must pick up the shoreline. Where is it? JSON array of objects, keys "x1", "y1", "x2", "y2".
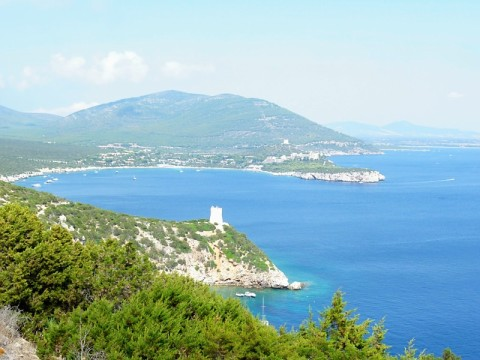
[{"x1": 2, "y1": 163, "x2": 385, "y2": 184}]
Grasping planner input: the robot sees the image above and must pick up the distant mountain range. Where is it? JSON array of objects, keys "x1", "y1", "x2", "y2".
[
  {"x1": 327, "y1": 120, "x2": 480, "y2": 142},
  {"x1": 0, "y1": 91, "x2": 361, "y2": 149},
  {"x1": 0, "y1": 105, "x2": 62, "y2": 141}
]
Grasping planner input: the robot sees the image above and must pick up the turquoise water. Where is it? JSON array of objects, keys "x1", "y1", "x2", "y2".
[{"x1": 18, "y1": 148, "x2": 480, "y2": 358}]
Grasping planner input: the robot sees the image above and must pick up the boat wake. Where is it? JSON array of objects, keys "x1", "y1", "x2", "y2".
[{"x1": 403, "y1": 178, "x2": 455, "y2": 185}]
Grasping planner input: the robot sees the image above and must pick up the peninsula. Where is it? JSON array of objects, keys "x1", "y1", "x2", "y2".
[{"x1": 0, "y1": 181, "x2": 291, "y2": 289}]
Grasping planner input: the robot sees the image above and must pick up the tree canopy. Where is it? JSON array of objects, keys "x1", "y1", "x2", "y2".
[{"x1": 0, "y1": 204, "x2": 460, "y2": 359}]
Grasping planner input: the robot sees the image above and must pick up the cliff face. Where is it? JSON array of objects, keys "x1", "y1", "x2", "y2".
[
  {"x1": 137, "y1": 225, "x2": 289, "y2": 289},
  {"x1": 176, "y1": 241, "x2": 289, "y2": 288}
]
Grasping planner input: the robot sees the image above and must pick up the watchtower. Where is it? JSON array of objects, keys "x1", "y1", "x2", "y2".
[{"x1": 209, "y1": 206, "x2": 223, "y2": 225}]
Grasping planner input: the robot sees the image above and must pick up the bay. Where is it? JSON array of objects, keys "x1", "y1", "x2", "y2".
[{"x1": 18, "y1": 147, "x2": 480, "y2": 358}]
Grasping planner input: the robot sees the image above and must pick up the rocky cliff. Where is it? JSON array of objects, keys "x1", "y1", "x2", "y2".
[
  {"x1": 281, "y1": 170, "x2": 385, "y2": 183},
  {"x1": 168, "y1": 236, "x2": 289, "y2": 288}
]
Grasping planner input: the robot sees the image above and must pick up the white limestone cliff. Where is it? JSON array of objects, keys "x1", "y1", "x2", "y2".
[{"x1": 278, "y1": 170, "x2": 385, "y2": 183}]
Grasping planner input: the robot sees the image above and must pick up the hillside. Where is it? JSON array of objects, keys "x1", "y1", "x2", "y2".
[
  {"x1": 2, "y1": 91, "x2": 367, "y2": 150},
  {"x1": 0, "y1": 105, "x2": 62, "y2": 141},
  {"x1": 0, "y1": 201, "x2": 458, "y2": 359},
  {"x1": 0, "y1": 180, "x2": 288, "y2": 288},
  {"x1": 60, "y1": 90, "x2": 360, "y2": 148},
  {"x1": 0, "y1": 138, "x2": 101, "y2": 177}
]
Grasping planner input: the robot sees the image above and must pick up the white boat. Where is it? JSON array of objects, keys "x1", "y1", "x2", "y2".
[
  {"x1": 235, "y1": 291, "x2": 256, "y2": 298},
  {"x1": 32, "y1": 183, "x2": 41, "y2": 188}
]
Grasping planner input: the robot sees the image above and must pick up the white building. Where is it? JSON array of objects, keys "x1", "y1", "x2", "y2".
[{"x1": 209, "y1": 206, "x2": 223, "y2": 225}]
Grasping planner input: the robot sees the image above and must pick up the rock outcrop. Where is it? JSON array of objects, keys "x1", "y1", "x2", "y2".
[
  {"x1": 281, "y1": 170, "x2": 385, "y2": 183},
  {"x1": 0, "y1": 306, "x2": 39, "y2": 360},
  {"x1": 288, "y1": 281, "x2": 306, "y2": 290},
  {"x1": 147, "y1": 234, "x2": 290, "y2": 289}
]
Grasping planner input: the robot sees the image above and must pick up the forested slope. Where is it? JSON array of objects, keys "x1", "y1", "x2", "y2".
[
  {"x1": 0, "y1": 203, "x2": 459, "y2": 359},
  {"x1": 0, "y1": 181, "x2": 287, "y2": 288}
]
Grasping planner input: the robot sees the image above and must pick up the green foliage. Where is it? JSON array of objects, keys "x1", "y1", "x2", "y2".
[
  {"x1": 0, "y1": 181, "x2": 276, "y2": 273},
  {"x1": 38, "y1": 274, "x2": 280, "y2": 359},
  {"x1": 75, "y1": 239, "x2": 155, "y2": 306},
  {"x1": 319, "y1": 290, "x2": 389, "y2": 357},
  {"x1": 0, "y1": 204, "x2": 156, "y2": 336},
  {"x1": 262, "y1": 159, "x2": 368, "y2": 174},
  {"x1": 0, "y1": 203, "x2": 44, "y2": 266},
  {"x1": 0, "y1": 197, "x2": 461, "y2": 360},
  {"x1": 0, "y1": 205, "x2": 85, "y2": 332},
  {"x1": 214, "y1": 225, "x2": 271, "y2": 272},
  {"x1": 0, "y1": 138, "x2": 100, "y2": 176}
]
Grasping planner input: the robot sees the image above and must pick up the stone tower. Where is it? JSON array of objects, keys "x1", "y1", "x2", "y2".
[{"x1": 209, "y1": 206, "x2": 223, "y2": 225}]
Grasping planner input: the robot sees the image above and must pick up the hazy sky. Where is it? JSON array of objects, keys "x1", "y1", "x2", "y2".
[{"x1": 1, "y1": 0, "x2": 479, "y2": 131}]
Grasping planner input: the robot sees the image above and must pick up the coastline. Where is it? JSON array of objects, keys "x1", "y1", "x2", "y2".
[{"x1": 1, "y1": 163, "x2": 385, "y2": 184}]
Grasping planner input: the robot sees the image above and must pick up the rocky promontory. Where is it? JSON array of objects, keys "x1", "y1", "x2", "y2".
[
  {"x1": 0, "y1": 181, "x2": 292, "y2": 290},
  {"x1": 280, "y1": 170, "x2": 385, "y2": 183}
]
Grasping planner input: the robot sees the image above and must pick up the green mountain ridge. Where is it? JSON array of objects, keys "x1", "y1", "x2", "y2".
[
  {"x1": 1, "y1": 90, "x2": 364, "y2": 149},
  {"x1": 60, "y1": 90, "x2": 359, "y2": 148}
]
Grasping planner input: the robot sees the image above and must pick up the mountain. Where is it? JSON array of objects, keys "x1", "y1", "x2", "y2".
[
  {"x1": 2, "y1": 91, "x2": 361, "y2": 148},
  {"x1": 327, "y1": 120, "x2": 480, "y2": 142},
  {"x1": 59, "y1": 90, "x2": 358, "y2": 148},
  {"x1": 0, "y1": 105, "x2": 62, "y2": 141}
]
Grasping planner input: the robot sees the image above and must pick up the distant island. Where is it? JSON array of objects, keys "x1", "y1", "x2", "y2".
[{"x1": 0, "y1": 90, "x2": 384, "y2": 183}]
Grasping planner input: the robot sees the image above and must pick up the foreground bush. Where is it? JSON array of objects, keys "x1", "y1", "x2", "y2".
[{"x1": 0, "y1": 204, "x2": 460, "y2": 359}]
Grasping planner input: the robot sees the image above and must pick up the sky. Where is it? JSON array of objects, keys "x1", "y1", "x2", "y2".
[{"x1": 0, "y1": 0, "x2": 479, "y2": 131}]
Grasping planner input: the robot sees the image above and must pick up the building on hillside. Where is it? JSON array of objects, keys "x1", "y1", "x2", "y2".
[{"x1": 209, "y1": 206, "x2": 223, "y2": 225}]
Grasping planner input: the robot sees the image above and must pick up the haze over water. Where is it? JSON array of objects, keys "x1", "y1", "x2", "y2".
[{"x1": 20, "y1": 147, "x2": 480, "y2": 358}]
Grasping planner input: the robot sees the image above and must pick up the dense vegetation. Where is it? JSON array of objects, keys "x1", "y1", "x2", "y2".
[
  {"x1": 0, "y1": 138, "x2": 100, "y2": 177},
  {"x1": 262, "y1": 158, "x2": 367, "y2": 174},
  {"x1": 0, "y1": 181, "x2": 273, "y2": 275},
  {"x1": 0, "y1": 203, "x2": 460, "y2": 359}
]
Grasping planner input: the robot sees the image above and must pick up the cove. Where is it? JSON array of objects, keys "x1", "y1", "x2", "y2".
[{"x1": 18, "y1": 147, "x2": 480, "y2": 359}]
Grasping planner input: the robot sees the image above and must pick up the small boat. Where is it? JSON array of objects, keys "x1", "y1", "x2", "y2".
[
  {"x1": 235, "y1": 291, "x2": 256, "y2": 298},
  {"x1": 133, "y1": 176, "x2": 137, "y2": 180},
  {"x1": 32, "y1": 183, "x2": 41, "y2": 188}
]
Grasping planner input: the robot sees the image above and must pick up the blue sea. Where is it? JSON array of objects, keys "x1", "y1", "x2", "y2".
[{"x1": 18, "y1": 148, "x2": 480, "y2": 358}]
